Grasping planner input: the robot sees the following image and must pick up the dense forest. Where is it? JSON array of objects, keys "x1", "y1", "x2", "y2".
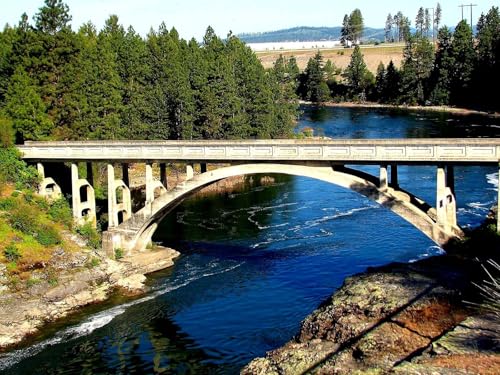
[
  {"x1": 298, "y1": 6, "x2": 500, "y2": 112},
  {"x1": 0, "y1": 0, "x2": 299, "y2": 144}
]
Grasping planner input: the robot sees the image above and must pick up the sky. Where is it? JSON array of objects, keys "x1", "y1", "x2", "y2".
[{"x1": 0, "y1": 0, "x2": 496, "y2": 40}]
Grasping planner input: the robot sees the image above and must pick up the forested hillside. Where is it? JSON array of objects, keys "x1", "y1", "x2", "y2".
[
  {"x1": 0, "y1": 0, "x2": 299, "y2": 144},
  {"x1": 238, "y1": 26, "x2": 385, "y2": 43}
]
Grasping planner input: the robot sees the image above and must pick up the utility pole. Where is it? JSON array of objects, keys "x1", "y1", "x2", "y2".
[
  {"x1": 459, "y1": 3, "x2": 477, "y2": 31},
  {"x1": 426, "y1": 7, "x2": 435, "y2": 42}
]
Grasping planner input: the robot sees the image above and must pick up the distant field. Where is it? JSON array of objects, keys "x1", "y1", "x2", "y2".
[{"x1": 256, "y1": 43, "x2": 405, "y2": 73}]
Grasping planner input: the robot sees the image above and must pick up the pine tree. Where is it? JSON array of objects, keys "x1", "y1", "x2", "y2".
[
  {"x1": 341, "y1": 15, "x2": 350, "y2": 46},
  {"x1": 429, "y1": 27, "x2": 454, "y2": 104},
  {"x1": 375, "y1": 62, "x2": 386, "y2": 99},
  {"x1": 449, "y1": 20, "x2": 475, "y2": 106},
  {"x1": 435, "y1": 3, "x2": 442, "y2": 31},
  {"x1": 384, "y1": 60, "x2": 401, "y2": 103},
  {"x1": 424, "y1": 9, "x2": 431, "y2": 38},
  {"x1": 474, "y1": 7, "x2": 500, "y2": 109},
  {"x1": 303, "y1": 52, "x2": 330, "y2": 103},
  {"x1": 343, "y1": 45, "x2": 373, "y2": 101},
  {"x1": 415, "y1": 7, "x2": 425, "y2": 36},
  {"x1": 3, "y1": 67, "x2": 53, "y2": 141},
  {"x1": 385, "y1": 14, "x2": 393, "y2": 43},
  {"x1": 349, "y1": 9, "x2": 364, "y2": 43},
  {"x1": 399, "y1": 35, "x2": 434, "y2": 104},
  {"x1": 34, "y1": 0, "x2": 71, "y2": 35}
]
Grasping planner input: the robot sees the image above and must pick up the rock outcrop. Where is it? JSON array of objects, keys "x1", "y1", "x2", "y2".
[
  {"x1": 242, "y1": 256, "x2": 500, "y2": 374},
  {"x1": 0, "y1": 247, "x2": 179, "y2": 350}
]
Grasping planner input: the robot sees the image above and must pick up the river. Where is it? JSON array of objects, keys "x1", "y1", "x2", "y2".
[{"x1": 1, "y1": 106, "x2": 498, "y2": 374}]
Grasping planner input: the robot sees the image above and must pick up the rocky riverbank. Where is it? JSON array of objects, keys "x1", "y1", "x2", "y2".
[
  {"x1": 242, "y1": 255, "x2": 500, "y2": 374},
  {"x1": 0, "y1": 245, "x2": 179, "y2": 350}
]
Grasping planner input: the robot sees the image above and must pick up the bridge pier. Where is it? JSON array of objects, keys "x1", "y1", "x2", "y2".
[
  {"x1": 379, "y1": 164, "x2": 388, "y2": 191},
  {"x1": 186, "y1": 164, "x2": 194, "y2": 180},
  {"x1": 36, "y1": 162, "x2": 62, "y2": 201},
  {"x1": 436, "y1": 165, "x2": 457, "y2": 236},
  {"x1": 107, "y1": 164, "x2": 132, "y2": 228},
  {"x1": 71, "y1": 163, "x2": 96, "y2": 228},
  {"x1": 160, "y1": 163, "x2": 168, "y2": 189},
  {"x1": 498, "y1": 163, "x2": 500, "y2": 234}
]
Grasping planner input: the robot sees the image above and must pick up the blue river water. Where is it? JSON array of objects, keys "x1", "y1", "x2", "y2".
[{"x1": 1, "y1": 106, "x2": 498, "y2": 374}]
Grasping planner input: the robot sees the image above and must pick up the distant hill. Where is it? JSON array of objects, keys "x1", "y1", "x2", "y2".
[{"x1": 238, "y1": 26, "x2": 386, "y2": 43}]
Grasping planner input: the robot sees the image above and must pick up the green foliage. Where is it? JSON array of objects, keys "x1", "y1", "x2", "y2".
[
  {"x1": 36, "y1": 224, "x2": 61, "y2": 246},
  {"x1": 0, "y1": 148, "x2": 39, "y2": 189},
  {"x1": 114, "y1": 248, "x2": 124, "y2": 260},
  {"x1": 76, "y1": 222, "x2": 101, "y2": 249},
  {"x1": 4, "y1": 243, "x2": 21, "y2": 262},
  {"x1": 343, "y1": 45, "x2": 373, "y2": 101},
  {"x1": 48, "y1": 197, "x2": 73, "y2": 228},
  {"x1": 86, "y1": 256, "x2": 100, "y2": 268},
  {"x1": 0, "y1": 196, "x2": 16, "y2": 211},
  {"x1": 299, "y1": 52, "x2": 331, "y2": 103},
  {"x1": 9, "y1": 203, "x2": 39, "y2": 234},
  {"x1": 0, "y1": 117, "x2": 14, "y2": 147},
  {"x1": 473, "y1": 259, "x2": 500, "y2": 320}
]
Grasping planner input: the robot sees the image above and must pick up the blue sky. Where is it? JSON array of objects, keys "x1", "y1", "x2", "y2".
[{"x1": 0, "y1": 0, "x2": 496, "y2": 39}]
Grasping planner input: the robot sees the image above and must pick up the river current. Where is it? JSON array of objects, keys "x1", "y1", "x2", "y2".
[{"x1": 1, "y1": 106, "x2": 499, "y2": 374}]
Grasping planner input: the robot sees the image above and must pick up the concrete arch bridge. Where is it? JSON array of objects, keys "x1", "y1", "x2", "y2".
[{"x1": 18, "y1": 139, "x2": 500, "y2": 255}]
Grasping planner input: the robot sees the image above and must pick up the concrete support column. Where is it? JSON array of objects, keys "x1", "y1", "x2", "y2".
[
  {"x1": 122, "y1": 163, "x2": 129, "y2": 186},
  {"x1": 107, "y1": 164, "x2": 117, "y2": 228},
  {"x1": 70, "y1": 163, "x2": 96, "y2": 228},
  {"x1": 391, "y1": 164, "x2": 399, "y2": 188},
  {"x1": 37, "y1": 162, "x2": 45, "y2": 180},
  {"x1": 146, "y1": 162, "x2": 154, "y2": 203},
  {"x1": 71, "y1": 163, "x2": 80, "y2": 221},
  {"x1": 436, "y1": 165, "x2": 457, "y2": 232},
  {"x1": 186, "y1": 164, "x2": 194, "y2": 181},
  {"x1": 200, "y1": 163, "x2": 207, "y2": 174},
  {"x1": 108, "y1": 163, "x2": 132, "y2": 228},
  {"x1": 379, "y1": 164, "x2": 388, "y2": 191},
  {"x1": 160, "y1": 163, "x2": 168, "y2": 188}
]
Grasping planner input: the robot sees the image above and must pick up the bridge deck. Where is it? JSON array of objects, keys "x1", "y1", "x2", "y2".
[{"x1": 18, "y1": 139, "x2": 500, "y2": 165}]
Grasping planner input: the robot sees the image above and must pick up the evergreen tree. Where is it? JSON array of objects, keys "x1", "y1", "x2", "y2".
[
  {"x1": 303, "y1": 52, "x2": 330, "y2": 103},
  {"x1": 343, "y1": 45, "x2": 373, "y2": 101},
  {"x1": 435, "y1": 3, "x2": 442, "y2": 31},
  {"x1": 341, "y1": 15, "x2": 350, "y2": 46},
  {"x1": 429, "y1": 27, "x2": 454, "y2": 105},
  {"x1": 34, "y1": 0, "x2": 71, "y2": 34},
  {"x1": 474, "y1": 7, "x2": 500, "y2": 109},
  {"x1": 349, "y1": 9, "x2": 364, "y2": 43},
  {"x1": 424, "y1": 9, "x2": 431, "y2": 38},
  {"x1": 375, "y1": 62, "x2": 386, "y2": 99},
  {"x1": 3, "y1": 67, "x2": 53, "y2": 141},
  {"x1": 399, "y1": 35, "x2": 434, "y2": 104},
  {"x1": 449, "y1": 20, "x2": 475, "y2": 106},
  {"x1": 385, "y1": 14, "x2": 393, "y2": 42},
  {"x1": 415, "y1": 7, "x2": 425, "y2": 36},
  {"x1": 384, "y1": 60, "x2": 401, "y2": 103}
]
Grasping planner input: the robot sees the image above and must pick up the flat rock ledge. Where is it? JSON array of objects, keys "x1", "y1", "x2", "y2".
[
  {"x1": 242, "y1": 256, "x2": 500, "y2": 375},
  {"x1": 0, "y1": 247, "x2": 179, "y2": 350}
]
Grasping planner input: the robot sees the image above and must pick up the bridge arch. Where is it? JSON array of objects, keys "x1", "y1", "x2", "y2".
[{"x1": 104, "y1": 163, "x2": 463, "y2": 254}]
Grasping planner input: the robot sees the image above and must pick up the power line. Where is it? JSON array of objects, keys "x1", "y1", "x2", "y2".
[{"x1": 459, "y1": 3, "x2": 477, "y2": 31}]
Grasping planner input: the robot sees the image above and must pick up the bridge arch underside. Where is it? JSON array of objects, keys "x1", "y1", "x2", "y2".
[{"x1": 113, "y1": 163, "x2": 462, "y2": 253}]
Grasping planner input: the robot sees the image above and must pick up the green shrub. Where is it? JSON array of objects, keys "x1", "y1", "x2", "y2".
[
  {"x1": 0, "y1": 147, "x2": 39, "y2": 189},
  {"x1": 36, "y1": 224, "x2": 62, "y2": 246},
  {"x1": 4, "y1": 243, "x2": 20, "y2": 262},
  {"x1": 86, "y1": 257, "x2": 101, "y2": 268},
  {"x1": 114, "y1": 248, "x2": 124, "y2": 260},
  {"x1": 9, "y1": 204, "x2": 39, "y2": 235},
  {"x1": 76, "y1": 222, "x2": 101, "y2": 249},
  {"x1": 0, "y1": 197, "x2": 17, "y2": 211},
  {"x1": 48, "y1": 198, "x2": 73, "y2": 228}
]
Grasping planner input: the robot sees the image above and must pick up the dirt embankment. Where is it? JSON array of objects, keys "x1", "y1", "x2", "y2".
[{"x1": 242, "y1": 255, "x2": 500, "y2": 374}]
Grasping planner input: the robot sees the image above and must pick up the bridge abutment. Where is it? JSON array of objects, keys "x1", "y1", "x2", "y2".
[{"x1": 36, "y1": 162, "x2": 62, "y2": 201}]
